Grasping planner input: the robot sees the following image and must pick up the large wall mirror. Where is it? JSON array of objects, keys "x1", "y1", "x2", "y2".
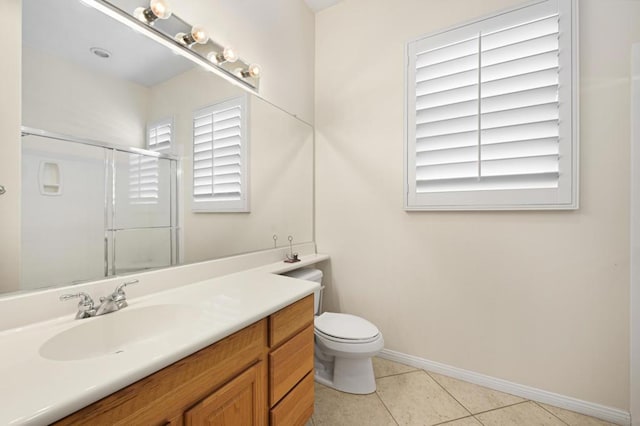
[{"x1": 8, "y1": 0, "x2": 313, "y2": 295}]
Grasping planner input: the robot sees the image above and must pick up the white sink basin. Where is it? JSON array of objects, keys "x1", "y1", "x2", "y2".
[{"x1": 40, "y1": 304, "x2": 198, "y2": 361}]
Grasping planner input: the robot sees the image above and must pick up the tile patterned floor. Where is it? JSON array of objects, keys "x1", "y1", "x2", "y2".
[{"x1": 305, "y1": 357, "x2": 616, "y2": 426}]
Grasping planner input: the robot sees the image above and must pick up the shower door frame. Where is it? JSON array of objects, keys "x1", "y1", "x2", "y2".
[{"x1": 21, "y1": 126, "x2": 180, "y2": 280}]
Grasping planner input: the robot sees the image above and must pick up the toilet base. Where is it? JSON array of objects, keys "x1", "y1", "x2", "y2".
[{"x1": 314, "y1": 354, "x2": 377, "y2": 394}]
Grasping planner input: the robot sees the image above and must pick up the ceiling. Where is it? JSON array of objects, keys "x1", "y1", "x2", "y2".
[
  {"x1": 22, "y1": 0, "x2": 195, "y2": 87},
  {"x1": 304, "y1": 0, "x2": 343, "y2": 13}
]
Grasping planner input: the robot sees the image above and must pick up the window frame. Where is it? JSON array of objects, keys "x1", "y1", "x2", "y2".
[{"x1": 404, "y1": 0, "x2": 578, "y2": 211}]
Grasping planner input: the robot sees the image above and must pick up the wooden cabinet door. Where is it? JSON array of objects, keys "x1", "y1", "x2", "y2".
[{"x1": 184, "y1": 361, "x2": 266, "y2": 426}]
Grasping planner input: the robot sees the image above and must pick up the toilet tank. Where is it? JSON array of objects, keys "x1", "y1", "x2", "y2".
[{"x1": 282, "y1": 268, "x2": 323, "y2": 314}]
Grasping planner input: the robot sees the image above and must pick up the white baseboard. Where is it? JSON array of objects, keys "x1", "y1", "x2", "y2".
[{"x1": 378, "y1": 349, "x2": 632, "y2": 426}]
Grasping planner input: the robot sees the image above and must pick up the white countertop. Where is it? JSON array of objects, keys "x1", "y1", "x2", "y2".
[{"x1": 0, "y1": 255, "x2": 328, "y2": 425}]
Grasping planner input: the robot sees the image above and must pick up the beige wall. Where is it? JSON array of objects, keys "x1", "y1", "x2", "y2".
[
  {"x1": 148, "y1": 68, "x2": 314, "y2": 264},
  {"x1": 175, "y1": 0, "x2": 316, "y2": 124},
  {"x1": 0, "y1": 0, "x2": 21, "y2": 292},
  {"x1": 22, "y1": 46, "x2": 148, "y2": 147},
  {"x1": 631, "y1": 42, "x2": 640, "y2": 424},
  {"x1": 315, "y1": 0, "x2": 638, "y2": 410}
]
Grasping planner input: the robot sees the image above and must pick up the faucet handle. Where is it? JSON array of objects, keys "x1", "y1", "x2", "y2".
[
  {"x1": 60, "y1": 292, "x2": 94, "y2": 307},
  {"x1": 113, "y1": 279, "x2": 139, "y2": 300},
  {"x1": 60, "y1": 292, "x2": 96, "y2": 318},
  {"x1": 115, "y1": 279, "x2": 139, "y2": 293}
]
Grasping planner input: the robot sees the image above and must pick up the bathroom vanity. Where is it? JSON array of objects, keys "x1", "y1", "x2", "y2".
[
  {"x1": 0, "y1": 252, "x2": 327, "y2": 425},
  {"x1": 0, "y1": 0, "x2": 322, "y2": 422},
  {"x1": 54, "y1": 295, "x2": 315, "y2": 425}
]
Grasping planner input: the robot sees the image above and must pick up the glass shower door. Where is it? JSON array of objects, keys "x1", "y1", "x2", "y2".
[{"x1": 108, "y1": 150, "x2": 177, "y2": 275}]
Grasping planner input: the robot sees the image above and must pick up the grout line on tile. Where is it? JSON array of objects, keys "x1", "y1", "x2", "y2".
[
  {"x1": 375, "y1": 369, "x2": 422, "y2": 380},
  {"x1": 431, "y1": 415, "x2": 478, "y2": 426},
  {"x1": 374, "y1": 390, "x2": 400, "y2": 426},
  {"x1": 532, "y1": 401, "x2": 571, "y2": 426},
  {"x1": 424, "y1": 369, "x2": 473, "y2": 416},
  {"x1": 472, "y1": 414, "x2": 486, "y2": 426},
  {"x1": 470, "y1": 400, "x2": 531, "y2": 417}
]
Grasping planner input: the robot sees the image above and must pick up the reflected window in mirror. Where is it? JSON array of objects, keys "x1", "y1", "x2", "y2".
[
  {"x1": 192, "y1": 95, "x2": 249, "y2": 213},
  {"x1": 147, "y1": 117, "x2": 173, "y2": 153},
  {"x1": 133, "y1": 118, "x2": 173, "y2": 206},
  {"x1": 129, "y1": 154, "x2": 159, "y2": 206}
]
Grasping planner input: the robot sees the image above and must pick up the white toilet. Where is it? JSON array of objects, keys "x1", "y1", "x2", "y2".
[{"x1": 283, "y1": 268, "x2": 384, "y2": 394}]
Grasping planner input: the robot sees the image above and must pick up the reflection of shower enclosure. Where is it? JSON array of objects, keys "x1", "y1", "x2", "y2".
[{"x1": 21, "y1": 128, "x2": 179, "y2": 290}]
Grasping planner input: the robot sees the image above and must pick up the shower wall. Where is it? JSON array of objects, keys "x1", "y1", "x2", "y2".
[{"x1": 21, "y1": 135, "x2": 106, "y2": 289}]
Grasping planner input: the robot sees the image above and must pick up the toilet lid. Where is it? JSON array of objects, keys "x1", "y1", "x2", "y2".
[{"x1": 314, "y1": 312, "x2": 379, "y2": 341}]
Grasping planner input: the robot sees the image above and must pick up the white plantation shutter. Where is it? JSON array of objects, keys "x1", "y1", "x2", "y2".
[
  {"x1": 129, "y1": 153, "x2": 159, "y2": 205},
  {"x1": 133, "y1": 118, "x2": 172, "y2": 205},
  {"x1": 147, "y1": 118, "x2": 173, "y2": 152},
  {"x1": 406, "y1": 0, "x2": 577, "y2": 210},
  {"x1": 192, "y1": 95, "x2": 249, "y2": 212}
]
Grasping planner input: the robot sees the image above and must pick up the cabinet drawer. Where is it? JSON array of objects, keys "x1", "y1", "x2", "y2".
[
  {"x1": 269, "y1": 294, "x2": 314, "y2": 348},
  {"x1": 270, "y1": 371, "x2": 314, "y2": 426},
  {"x1": 269, "y1": 324, "x2": 314, "y2": 406}
]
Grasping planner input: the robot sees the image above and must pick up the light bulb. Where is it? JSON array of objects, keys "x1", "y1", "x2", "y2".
[
  {"x1": 176, "y1": 25, "x2": 210, "y2": 47},
  {"x1": 190, "y1": 25, "x2": 209, "y2": 44},
  {"x1": 206, "y1": 51, "x2": 218, "y2": 63},
  {"x1": 133, "y1": 0, "x2": 171, "y2": 24},
  {"x1": 213, "y1": 47, "x2": 238, "y2": 64},
  {"x1": 133, "y1": 7, "x2": 146, "y2": 22},
  {"x1": 241, "y1": 64, "x2": 261, "y2": 79},
  {"x1": 247, "y1": 64, "x2": 261, "y2": 78},
  {"x1": 175, "y1": 32, "x2": 187, "y2": 45},
  {"x1": 221, "y1": 47, "x2": 238, "y2": 63},
  {"x1": 149, "y1": 0, "x2": 172, "y2": 19}
]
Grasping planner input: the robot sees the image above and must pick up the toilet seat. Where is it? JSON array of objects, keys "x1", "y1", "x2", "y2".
[
  {"x1": 315, "y1": 312, "x2": 380, "y2": 343},
  {"x1": 315, "y1": 328, "x2": 380, "y2": 344}
]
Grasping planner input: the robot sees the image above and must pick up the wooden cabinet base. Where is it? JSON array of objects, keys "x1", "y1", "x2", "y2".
[{"x1": 53, "y1": 295, "x2": 315, "y2": 425}]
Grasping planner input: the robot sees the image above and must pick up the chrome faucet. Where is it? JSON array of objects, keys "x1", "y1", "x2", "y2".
[
  {"x1": 59, "y1": 292, "x2": 97, "y2": 319},
  {"x1": 96, "y1": 280, "x2": 139, "y2": 316},
  {"x1": 60, "y1": 280, "x2": 139, "y2": 319}
]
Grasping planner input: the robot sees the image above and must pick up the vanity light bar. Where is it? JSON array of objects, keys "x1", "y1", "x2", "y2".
[{"x1": 79, "y1": 0, "x2": 259, "y2": 92}]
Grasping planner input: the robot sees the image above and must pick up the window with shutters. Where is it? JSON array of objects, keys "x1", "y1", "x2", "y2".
[
  {"x1": 192, "y1": 95, "x2": 249, "y2": 212},
  {"x1": 129, "y1": 153, "x2": 159, "y2": 205},
  {"x1": 147, "y1": 118, "x2": 173, "y2": 152},
  {"x1": 129, "y1": 118, "x2": 173, "y2": 205},
  {"x1": 405, "y1": 0, "x2": 577, "y2": 210}
]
